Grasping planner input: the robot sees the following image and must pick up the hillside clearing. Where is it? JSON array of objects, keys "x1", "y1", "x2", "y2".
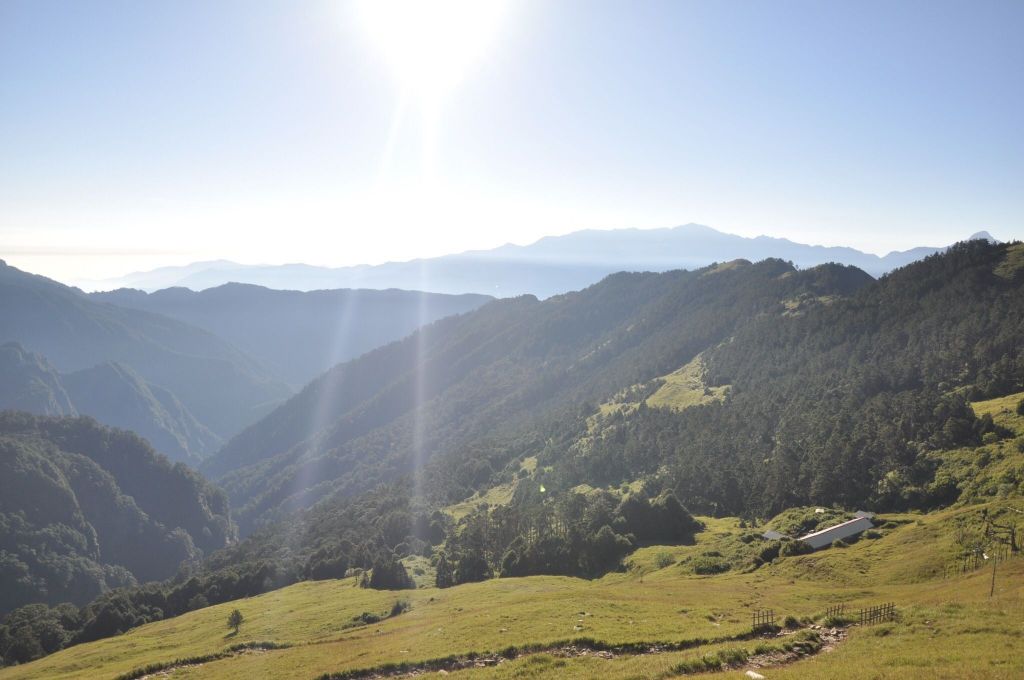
[{"x1": 646, "y1": 355, "x2": 728, "y2": 411}]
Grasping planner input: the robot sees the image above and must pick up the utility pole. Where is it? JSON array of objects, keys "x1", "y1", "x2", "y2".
[{"x1": 989, "y1": 555, "x2": 996, "y2": 598}]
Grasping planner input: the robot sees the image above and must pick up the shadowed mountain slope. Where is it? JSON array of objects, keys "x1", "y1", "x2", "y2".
[
  {"x1": 204, "y1": 258, "x2": 875, "y2": 531},
  {"x1": 0, "y1": 261, "x2": 291, "y2": 439},
  {"x1": 0, "y1": 413, "x2": 235, "y2": 616},
  {"x1": 90, "y1": 284, "x2": 492, "y2": 388},
  {"x1": 0, "y1": 343, "x2": 219, "y2": 464}
]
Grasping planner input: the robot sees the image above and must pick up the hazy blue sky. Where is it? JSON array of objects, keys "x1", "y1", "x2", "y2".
[{"x1": 1, "y1": 0, "x2": 1022, "y2": 283}]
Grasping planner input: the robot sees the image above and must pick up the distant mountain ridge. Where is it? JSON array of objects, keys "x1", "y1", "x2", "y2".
[
  {"x1": 0, "y1": 260, "x2": 292, "y2": 440},
  {"x1": 80, "y1": 225, "x2": 998, "y2": 297},
  {"x1": 90, "y1": 284, "x2": 493, "y2": 388},
  {"x1": 0, "y1": 342, "x2": 218, "y2": 464}
]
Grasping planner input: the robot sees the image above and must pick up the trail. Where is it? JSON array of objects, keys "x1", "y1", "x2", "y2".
[
  {"x1": 119, "y1": 626, "x2": 849, "y2": 679},
  {"x1": 317, "y1": 626, "x2": 849, "y2": 679}
]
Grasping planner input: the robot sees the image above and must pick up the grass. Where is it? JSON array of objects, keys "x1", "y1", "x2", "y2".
[
  {"x1": 401, "y1": 554, "x2": 436, "y2": 589},
  {"x1": 586, "y1": 354, "x2": 727, "y2": 424},
  {"x1": 781, "y1": 294, "x2": 839, "y2": 317},
  {"x1": 703, "y1": 260, "x2": 751, "y2": 275},
  {"x1": 929, "y1": 392, "x2": 1024, "y2": 504},
  {"x1": 972, "y1": 390, "x2": 1024, "y2": 435},
  {"x1": 444, "y1": 458, "x2": 537, "y2": 520},
  {"x1": 646, "y1": 354, "x2": 728, "y2": 411},
  {"x1": 994, "y1": 242, "x2": 1024, "y2": 280},
  {"x1": 5, "y1": 496, "x2": 1022, "y2": 680}
]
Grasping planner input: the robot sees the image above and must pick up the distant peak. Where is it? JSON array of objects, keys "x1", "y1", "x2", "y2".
[
  {"x1": 968, "y1": 231, "x2": 997, "y2": 243},
  {"x1": 675, "y1": 223, "x2": 719, "y2": 233}
]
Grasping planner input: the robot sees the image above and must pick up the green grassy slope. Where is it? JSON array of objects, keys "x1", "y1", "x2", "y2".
[
  {"x1": 5, "y1": 500, "x2": 1020, "y2": 680},
  {"x1": 930, "y1": 391, "x2": 1024, "y2": 504},
  {"x1": 644, "y1": 354, "x2": 728, "y2": 411}
]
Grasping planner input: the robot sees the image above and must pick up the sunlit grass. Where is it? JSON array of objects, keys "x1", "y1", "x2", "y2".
[
  {"x1": 646, "y1": 354, "x2": 728, "y2": 411},
  {"x1": 444, "y1": 458, "x2": 537, "y2": 520},
  {"x1": 972, "y1": 390, "x2": 1024, "y2": 435},
  {"x1": 4, "y1": 502, "x2": 1022, "y2": 680}
]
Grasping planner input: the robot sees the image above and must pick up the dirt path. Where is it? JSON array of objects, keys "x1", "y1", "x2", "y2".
[
  {"x1": 326, "y1": 626, "x2": 849, "y2": 679},
  {"x1": 121, "y1": 627, "x2": 849, "y2": 679}
]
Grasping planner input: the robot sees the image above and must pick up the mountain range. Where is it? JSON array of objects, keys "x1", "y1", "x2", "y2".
[
  {"x1": 202, "y1": 240, "x2": 1023, "y2": 535},
  {"x1": 89, "y1": 285, "x2": 492, "y2": 388},
  {"x1": 0, "y1": 342, "x2": 220, "y2": 464},
  {"x1": 202, "y1": 256, "x2": 876, "y2": 530},
  {"x1": 78, "y1": 225, "x2": 998, "y2": 298},
  {"x1": 0, "y1": 261, "x2": 491, "y2": 449},
  {"x1": 0, "y1": 260, "x2": 291, "y2": 441}
]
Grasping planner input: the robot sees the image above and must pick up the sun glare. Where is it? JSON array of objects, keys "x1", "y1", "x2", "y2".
[{"x1": 357, "y1": 0, "x2": 508, "y2": 100}]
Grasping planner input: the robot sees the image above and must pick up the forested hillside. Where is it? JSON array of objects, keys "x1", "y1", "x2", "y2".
[
  {"x1": 553, "y1": 241, "x2": 1024, "y2": 516},
  {"x1": 0, "y1": 413, "x2": 235, "y2": 617},
  {"x1": 0, "y1": 261, "x2": 291, "y2": 439},
  {"x1": 205, "y1": 257, "x2": 875, "y2": 531},
  {"x1": 91, "y1": 284, "x2": 491, "y2": 388},
  {"x1": 0, "y1": 343, "x2": 219, "y2": 464},
  {"x1": 209, "y1": 242, "x2": 1022, "y2": 536}
]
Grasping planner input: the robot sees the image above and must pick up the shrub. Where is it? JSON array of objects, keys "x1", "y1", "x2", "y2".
[
  {"x1": 435, "y1": 552, "x2": 455, "y2": 588},
  {"x1": 365, "y1": 555, "x2": 415, "y2": 590},
  {"x1": 780, "y1": 539, "x2": 814, "y2": 557},
  {"x1": 227, "y1": 609, "x2": 243, "y2": 634},
  {"x1": 783, "y1": 615, "x2": 800, "y2": 629},
  {"x1": 654, "y1": 552, "x2": 675, "y2": 569},
  {"x1": 823, "y1": 613, "x2": 854, "y2": 627},
  {"x1": 584, "y1": 526, "x2": 633, "y2": 574},
  {"x1": 691, "y1": 555, "x2": 730, "y2": 575},
  {"x1": 499, "y1": 549, "x2": 521, "y2": 578},
  {"x1": 186, "y1": 595, "x2": 209, "y2": 610},
  {"x1": 756, "y1": 540, "x2": 782, "y2": 563},
  {"x1": 454, "y1": 549, "x2": 491, "y2": 585},
  {"x1": 1017, "y1": 397, "x2": 1024, "y2": 416},
  {"x1": 671, "y1": 648, "x2": 750, "y2": 674}
]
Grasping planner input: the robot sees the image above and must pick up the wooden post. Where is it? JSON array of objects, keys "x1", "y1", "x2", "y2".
[{"x1": 989, "y1": 555, "x2": 997, "y2": 598}]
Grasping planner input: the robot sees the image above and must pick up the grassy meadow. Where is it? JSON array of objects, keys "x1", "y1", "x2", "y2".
[
  {"x1": 3, "y1": 394, "x2": 1022, "y2": 679},
  {"x1": 3, "y1": 497, "x2": 1021, "y2": 680}
]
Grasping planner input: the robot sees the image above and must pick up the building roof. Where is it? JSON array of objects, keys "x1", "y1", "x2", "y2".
[
  {"x1": 798, "y1": 516, "x2": 874, "y2": 550},
  {"x1": 854, "y1": 510, "x2": 875, "y2": 519}
]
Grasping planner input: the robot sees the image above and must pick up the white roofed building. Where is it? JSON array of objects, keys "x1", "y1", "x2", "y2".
[{"x1": 798, "y1": 516, "x2": 874, "y2": 550}]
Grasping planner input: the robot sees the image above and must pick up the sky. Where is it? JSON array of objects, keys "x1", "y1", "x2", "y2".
[{"x1": 1, "y1": 0, "x2": 1022, "y2": 284}]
